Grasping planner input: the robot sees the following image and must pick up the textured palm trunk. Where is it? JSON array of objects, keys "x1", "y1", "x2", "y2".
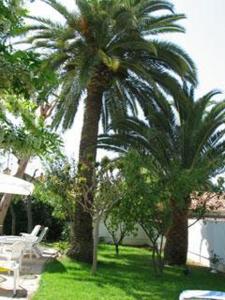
[
  {"x1": 164, "y1": 200, "x2": 189, "y2": 265},
  {"x1": 0, "y1": 158, "x2": 29, "y2": 235},
  {"x1": 68, "y1": 80, "x2": 104, "y2": 263}
]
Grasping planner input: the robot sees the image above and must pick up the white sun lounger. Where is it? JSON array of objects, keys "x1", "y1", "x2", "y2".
[
  {"x1": 20, "y1": 224, "x2": 41, "y2": 237},
  {"x1": 0, "y1": 227, "x2": 49, "y2": 258},
  {"x1": 30, "y1": 227, "x2": 49, "y2": 257},
  {"x1": 0, "y1": 241, "x2": 25, "y2": 296},
  {"x1": 179, "y1": 290, "x2": 225, "y2": 300}
]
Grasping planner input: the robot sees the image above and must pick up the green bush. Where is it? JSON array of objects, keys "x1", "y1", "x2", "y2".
[{"x1": 4, "y1": 195, "x2": 66, "y2": 241}]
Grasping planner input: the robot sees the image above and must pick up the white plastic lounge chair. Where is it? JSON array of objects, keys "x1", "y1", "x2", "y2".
[
  {"x1": 0, "y1": 226, "x2": 49, "y2": 258},
  {"x1": 18, "y1": 226, "x2": 49, "y2": 258},
  {"x1": 179, "y1": 290, "x2": 225, "y2": 300},
  {"x1": 0, "y1": 241, "x2": 25, "y2": 296},
  {"x1": 31, "y1": 227, "x2": 49, "y2": 257},
  {"x1": 20, "y1": 224, "x2": 41, "y2": 237},
  {"x1": 0, "y1": 235, "x2": 36, "y2": 247}
]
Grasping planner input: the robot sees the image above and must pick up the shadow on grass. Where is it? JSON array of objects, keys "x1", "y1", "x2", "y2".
[
  {"x1": 43, "y1": 259, "x2": 67, "y2": 274},
  {"x1": 40, "y1": 245, "x2": 225, "y2": 300}
]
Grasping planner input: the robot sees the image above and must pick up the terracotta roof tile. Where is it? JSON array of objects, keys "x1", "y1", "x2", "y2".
[{"x1": 191, "y1": 192, "x2": 225, "y2": 214}]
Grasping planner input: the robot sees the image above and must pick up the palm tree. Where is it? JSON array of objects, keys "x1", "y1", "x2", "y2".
[
  {"x1": 21, "y1": 0, "x2": 197, "y2": 263},
  {"x1": 99, "y1": 86, "x2": 225, "y2": 265}
]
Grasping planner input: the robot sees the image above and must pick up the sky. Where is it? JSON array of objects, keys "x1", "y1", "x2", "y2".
[
  {"x1": 5, "y1": 0, "x2": 225, "y2": 175},
  {"x1": 169, "y1": 0, "x2": 225, "y2": 96}
]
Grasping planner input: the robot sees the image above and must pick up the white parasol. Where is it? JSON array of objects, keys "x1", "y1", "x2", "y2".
[{"x1": 0, "y1": 173, "x2": 34, "y2": 195}]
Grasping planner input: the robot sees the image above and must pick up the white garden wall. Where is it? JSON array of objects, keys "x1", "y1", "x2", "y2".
[
  {"x1": 187, "y1": 218, "x2": 225, "y2": 271},
  {"x1": 99, "y1": 218, "x2": 225, "y2": 271},
  {"x1": 99, "y1": 222, "x2": 151, "y2": 246}
]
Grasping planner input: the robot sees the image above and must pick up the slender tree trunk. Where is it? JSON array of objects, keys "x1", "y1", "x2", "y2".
[
  {"x1": 164, "y1": 200, "x2": 189, "y2": 265},
  {"x1": 115, "y1": 243, "x2": 119, "y2": 256},
  {"x1": 10, "y1": 204, "x2": 16, "y2": 235},
  {"x1": 92, "y1": 216, "x2": 100, "y2": 275},
  {"x1": 0, "y1": 158, "x2": 29, "y2": 235},
  {"x1": 68, "y1": 78, "x2": 105, "y2": 263},
  {"x1": 26, "y1": 196, "x2": 33, "y2": 233}
]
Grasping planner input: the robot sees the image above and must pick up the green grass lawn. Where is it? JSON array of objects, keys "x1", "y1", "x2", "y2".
[{"x1": 33, "y1": 244, "x2": 225, "y2": 300}]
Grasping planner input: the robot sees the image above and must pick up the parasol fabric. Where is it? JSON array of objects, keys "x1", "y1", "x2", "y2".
[{"x1": 0, "y1": 174, "x2": 34, "y2": 195}]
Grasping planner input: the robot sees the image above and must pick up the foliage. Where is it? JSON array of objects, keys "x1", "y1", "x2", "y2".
[
  {"x1": 0, "y1": 1, "x2": 61, "y2": 159},
  {"x1": 34, "y1": 156, "x2": 76, "y2": 223},
  {"x1": 0, "y1": 50, "x2": 59, "y2": 100},
  {"x1": 99, "y1": 85, "x2": 225, "y2": 265},
  {"x1": 209, "y1": 251, "x2": 224, "y2": 268},
  {"x1": 100, "y1": 86, "x2": 225, "y2": 206},
  {"x1": 4, "y1": 194, "x2": 65, "y2": 241},
  {"x1": 0, "y1": 94, "x2": 62, "y2": 159},
  {"x1": 73, "y1": 156, "x2": 126, "y2": 273},
  {"x1": 95, "y1": 157, "x2": 136, "y2": 256},
  {"x1": 0, "y1": 0, "x2": 59, "y2": 97},
  {"x1": 46, "y1": 241, "x2": 69, "y2": 254},
  {"x1": 0, "y1": 0, "x2": 26, "y2": 42},
  {"x1": 72, "y1": 157, "x2": 124, "y2": 219},
  {"x1": 0, "y1": 2, "x2": 61, "y2": 159},
  {"x1": 92, "y1": 158, "x2": 124, "y2": 218},
  {"x1": 119, "y1": 150, "x2": 171, "y2": 274},
  {"x1": 0, "y1": 1, "x2": 34, "y2": 95},
  {"x1": 104, "y1": 202, "x2": 136, "y2": 255},
  {"x1": 32, "y1": 244, "x2": 225, "y2": 300}
]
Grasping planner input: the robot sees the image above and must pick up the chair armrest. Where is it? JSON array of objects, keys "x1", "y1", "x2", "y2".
[
  {"x1": 0, "y1": 259, "x2": 18, "y2": 271},
  {"x1": 20, "y1": 233, "x2": 31, "y2": 237},
  {"x1": 0, "y1": 252, "x2": 11, "y2": 261},
  {"x1": 23, "y1": 236, "x2": 37, "y2": 242}
]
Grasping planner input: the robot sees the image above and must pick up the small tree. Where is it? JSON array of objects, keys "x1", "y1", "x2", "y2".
[
  {"x1": 138, "y1": 193, "x2": 171, "y2": 275},
  {"x1": 120, "y1": 150, "x2": 171, "y2": 274},
  {"x1": 74, "y1": 157, "x2": 124, "y2": 274},
  {"x1": 35, "y1": 157, "x2": 77, "y2": 225},
  {"x1": 104, "y1": 200, "x2": 136, "y2": 256}
]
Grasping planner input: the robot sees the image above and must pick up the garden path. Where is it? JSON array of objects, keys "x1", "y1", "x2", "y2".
[{"x1": 0, "y1": 247, "x2": 58, "y2": 300}]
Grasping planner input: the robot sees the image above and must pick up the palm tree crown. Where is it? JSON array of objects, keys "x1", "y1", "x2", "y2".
[
  {"x1": 22, "y1": 0, "x2": 197, "y2": 129},
  {"x1": 99, "y1": 87, "x2": 225, "y2": 182}
]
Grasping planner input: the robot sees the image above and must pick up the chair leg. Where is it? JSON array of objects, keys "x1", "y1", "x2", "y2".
[
  {"x1": 13, "y1": 269, "x2": 17, "y2": 296},
  {"x1": 19, "y1": 256, "x2": 23, "y2": 271},
  {"x1": 13, "y1": 266, "x2": 20, "y2": 296},
  {"x1": 32, "y1": 246, "x2": 41, "y2": 258}
]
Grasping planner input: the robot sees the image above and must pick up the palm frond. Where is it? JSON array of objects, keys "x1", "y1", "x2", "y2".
[
  {"x1": 41, "y1": 0, "x2": 76, "y2": 22},
  {"x1": 52, "y1": 76, "x2": 82, "y2": 130},
  {"x1": 135, "y1": 0, "x2": 175, "y2": 15},
  {"x1": 140, "y1": 14, "x2": 185, "y2": 35}
]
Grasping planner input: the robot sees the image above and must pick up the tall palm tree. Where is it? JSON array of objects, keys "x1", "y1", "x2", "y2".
[
  {"x1": 21, "y1": 0, "x2": 197, "y2": 263},
  {"x1": 99, "y1": 87, "x2": 225, "y2": 265}
]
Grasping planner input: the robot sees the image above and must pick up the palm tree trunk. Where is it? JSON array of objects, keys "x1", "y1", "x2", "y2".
[
  {"x1": 164, "y1": 200, "x2": 189, "y2": 265},
  {"x1": 0, "y1": 158, "x2": 29, "y2": 235},
  {"x1": 68, "y1": 83, "x2": 103, "y2": 263}
]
